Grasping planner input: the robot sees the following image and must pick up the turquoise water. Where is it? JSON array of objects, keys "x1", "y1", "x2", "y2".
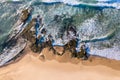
[
  {"x1": 0, "y1": 2, "x2": 20, "y2": 52},
  {"x1": 0, "y1": 0, "x2": 120, "y2": 52}
]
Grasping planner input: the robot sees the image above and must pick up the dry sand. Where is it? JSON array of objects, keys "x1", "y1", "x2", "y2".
[{"x1": 0, "y1": 47, "x2": 120, "y2": 80}]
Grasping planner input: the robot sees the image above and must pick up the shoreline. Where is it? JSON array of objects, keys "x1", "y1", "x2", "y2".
[
  {"x1": 1, "y1": 45, "x2": 120, "y2": 71},
  {"x1": 0, "y1": 46, "x2": 120, "y2": 80}
]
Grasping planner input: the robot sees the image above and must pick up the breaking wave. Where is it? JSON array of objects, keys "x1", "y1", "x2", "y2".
[{"x1": 2, "y1": 0, "x2": 120, "y2": 9}]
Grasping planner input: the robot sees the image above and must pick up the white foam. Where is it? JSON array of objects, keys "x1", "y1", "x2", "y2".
[
  {"x1": 90, "y1": 46, "x2": 120, "y2": 60},
  {"x1": 1, "y1": 0, "x2": 120, "y2": 9},
  {"x1": 52, "y1": 38, "x2": 64, "y2": 46},
  {"x1": 42, "y1": 0, "x2": 120, "y2": 9},
  {"x1": 98, "y1": 0, "x2": 110, "y2": 1}
]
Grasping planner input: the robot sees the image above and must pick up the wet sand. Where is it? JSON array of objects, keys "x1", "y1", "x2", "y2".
[{"x1": 0, "y1": 47, "x2": 120, "y2": 80}]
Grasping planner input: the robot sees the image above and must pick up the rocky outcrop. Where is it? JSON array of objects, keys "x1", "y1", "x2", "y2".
[{"x1": 18, "y1": 13, "x2": 89, "y2": 59}]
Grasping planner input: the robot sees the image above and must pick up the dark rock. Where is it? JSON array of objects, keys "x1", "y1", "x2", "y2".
[
  {"x1": 62, "y1": 39, "x2": 77, "y2": 57},
  {"x1": 77, "y1": 45, "x2": 88, "y2": 60},
  {"x1": 20, "y1": 9, "x2": 31, "y2": 22}
]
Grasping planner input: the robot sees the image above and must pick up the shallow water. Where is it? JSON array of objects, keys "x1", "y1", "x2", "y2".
[{"x1": 0, "y1": 2, "x2": 22, "y2": 52}]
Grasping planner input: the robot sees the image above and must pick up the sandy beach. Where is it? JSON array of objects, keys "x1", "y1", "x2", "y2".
[
  {"x1": 0, "y1": 0, "x2": 120, "y2": 80},
  {"x1": 0, "y1": 47, "x2": 120, "y2": 80}
]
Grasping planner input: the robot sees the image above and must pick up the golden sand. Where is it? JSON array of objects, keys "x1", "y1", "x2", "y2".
[{"x1": 0, "y1": 47, "x2": 120, "y2": 80}]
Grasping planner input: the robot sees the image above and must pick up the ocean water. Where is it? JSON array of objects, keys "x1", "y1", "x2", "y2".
[
  {"x1": 0, "y1": 2, "x2": 21, "y2": 52},
  {"x1": 0, "y1": 0, "x2": 120, "y2": 60}
]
